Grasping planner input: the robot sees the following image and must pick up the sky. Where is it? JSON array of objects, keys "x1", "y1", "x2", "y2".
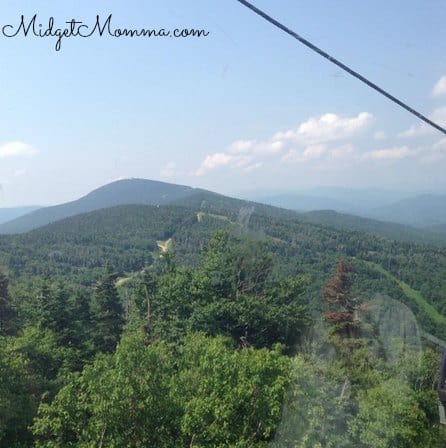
[{"x1": 0, "y1": 0, "x2": 445, "y2": 206}]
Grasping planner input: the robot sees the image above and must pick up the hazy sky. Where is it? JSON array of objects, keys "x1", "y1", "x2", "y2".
[{"x1": 0, "y1": 0, "x2": 445, "y2": 206}]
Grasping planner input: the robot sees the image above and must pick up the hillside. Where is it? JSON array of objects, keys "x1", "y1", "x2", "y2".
[
  {"x1": 2, "y1": 179, "x2": 444, "y2": 247},
  {"x1": 248, "y1": 187, "x2": 410, "y2": 215},
  {"x1": 1, "y1": 201, "x2": 446, "y2": 340},
  {"x1": 0, "y1": 179, "x2": 205, "y2": 234},
  {"x1": 299, "y1": 210, "x2": 445, "y2": 244},
  {"x1": 370, "y1": 194, "x2": 446, "y2": 227},
  {"x1": 250, "y1": 193, "x2": 351, "y2": 213},
  {"x1": 2, "y1": 193, "x2": 446, "y2": 447},
  {"x1": 0, "y1": 206, "x2": 41, "y2": 225},
  {"x1": 0, "y1": 179, "x2": 444, "y2": 339}
]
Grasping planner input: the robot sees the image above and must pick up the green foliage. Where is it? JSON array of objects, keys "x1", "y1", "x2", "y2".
[
  {"x1": 273, "y1": 354, "x2": 356, "y2": 448},
  {"x1": 33, "y1": 331, "x2": 290, "y2": 448},
  {"x1": 134, "y1": 232, "x2": 310, "y2": 350},
  {"x1": 0, "y1": 270, "x2": 17, "y2": 335},
  {"x1": 352, "y1": 379, "x2": 433, "y2": 448},
  {"x1": 0, "y1": 194, "x2": 444, "y2": 447},
  {"x1": 1, "y1": 200, "x2": 446, "y2": 342},
  {"x1": 90, "y1": 264, "x2": 125, "y2": 353},
  {"x1": 33, "y1": 331, "x2": 178, "y2": 448},
  {"x1": 175, "y1": 333, "x2": 290, "y2": 447},
  {"x1": 0, "y1": 337, "x2": 35, "y2": 447}
]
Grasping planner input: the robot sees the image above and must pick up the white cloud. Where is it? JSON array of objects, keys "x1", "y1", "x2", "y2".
[
  {"x1": 274, "y1": 112, "x2": 373, "y2": 144},
  {"x1": 330, "y1": 144, "x2": 355, "y2": 159},
  {"x1": 195, "y1": 151, "x2": 256, "y2": 176},
  {"x1": 0, "y1": 141, "x2": 37, "y2": 159},
  {"x1": 13, "y1": 168, "x2": 26, "y2": 177},
  {"x1": 228, "y1": 140, "x2": 255, "y2": 154},
  {"x1": 363, "y1": 146, "x2": 413, "y2": 160},
  {"x1": 280, "y1": 149, "x2": 300, "y2": 163},
  {"x1": 432, "y1": 75, "x2": 446, "y2": 97},
  {"x1": 373, "y1": 131, "x2": 387, "y2": 141},
  {"x1": 160, "y1": 162, "x2": 176, "y2": 179},
  {"x1": 433, "y1": 138, "x2": 446, "y2": 150},
  {"x1": 281, "y1": 143, "x2": 356, "y2": 164},
  {"x1": 280, "y1": 145, "x2": 326, "y2": 164},
  {"x1": 399, "y1": 106, "x2": 446, "y2": 137},
  {"x1": 302, "y1": 144, "x2": 327, "y2": 160},
  {"x1": 420, "y1": 138, "x2": 446, "y2": 163},
  {"x1": 254, "y1": 140, "x2": 284, "y2": 155},
  {"x1": 195, "y1": 137, "x2": 283, "y2": 176},
  {"x1": 232, "y1": 155, "x2": 253, "y2": 168},
  {"x1": 195, "y1": 152, "x2": 235, "y2": 176},
  {"x1": 243, "y1": 162, "x2": 262, "y2": 172},
  {"x1": 195, "y1": 111, "x2": 373, "y2": 176}
]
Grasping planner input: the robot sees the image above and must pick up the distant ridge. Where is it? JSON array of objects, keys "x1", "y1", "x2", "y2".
[
  {"x1": 0, "y1": 206, "x2": 41, "y2": 225},
  {"x1": 370, "y1": 194, "x2": 446, "y2": 228},
  {"x1": 300, "y1": 210, "x2": 444, "y2": 244},
  {"x1": 1, "y1": 179, "x2": 445, "y2": 245},
  {"x1": 0, "y1": 179, "x2": 206, "y2": 234}
]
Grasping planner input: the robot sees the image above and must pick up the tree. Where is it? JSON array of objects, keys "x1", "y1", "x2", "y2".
[
  {"x1": 174, "y1": 333, "x2": 291, "y2": 447},
  {"x1": 0, "y1": 271, "x2": 17, "y2": 335},
  {"x1": 0, "y1": 339, "x2": 35, "y2": 447},
  {"x1": 273, "y1": 354, "x2": 355, "y2": 448},
  {"x1": 351, "y1": 379, "x2": 433, "y2": 448},
  {"x1": 323, "y1": 258, "x2": 360, "y2": 339},
  {"x1": 90, "y1": 263, "x2": 124, "y2": 353},
  {"x1": 33, "y1": 331, "x2": 179, "y2": 448}
]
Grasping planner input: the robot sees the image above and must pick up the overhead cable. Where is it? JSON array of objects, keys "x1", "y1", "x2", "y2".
[{"x1": 236, "y1": 0, "x2": 446, "y2": 135}]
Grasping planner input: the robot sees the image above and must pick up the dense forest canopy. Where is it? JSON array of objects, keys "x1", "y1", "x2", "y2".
[{"x1": 1, "y1": 183, "x2": 446, "y2": 446}]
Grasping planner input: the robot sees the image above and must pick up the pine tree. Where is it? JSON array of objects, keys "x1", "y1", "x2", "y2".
[
  {"x1": 91, "y1": 263, "x2": 124, "y2": 353},
  {"x1": 0, "y1": 271, "x2": 17, "y2": 335},
  {"x1": 323, "y1": 258, "x2": 360, "y2": 338}
]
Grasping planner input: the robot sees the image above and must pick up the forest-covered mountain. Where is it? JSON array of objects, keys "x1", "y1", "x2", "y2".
[
  {"x1": 0, "y1": 179, "x2": 206, "y2": 234},
  {"x1": 249, "y1": 187, "x2": 409, "y2": 215},
  {"x1": 250, "y1": 189, "x2": 446, "y2": 229},
  {"x1": 2, "y1": 179, "x2": 445, "y2": 246},
  {"x1": 370, "y1": 194, "x2": 446, "y2": 227},
  {"x1": 0, "y1": 206, "x2": 41, "y2": 225},
  {"x1": 299, "y1": 210, "x2": 446, "y2": 244},
  {"x1": 1, "y1": 201, "x2": 445, "y2": 340},
  {"x1": 250, "y1": 193, "x2": 352, "y2": 213},
  {"x1": 1, "y1": 179, "x2": 446, "y2": 446}
]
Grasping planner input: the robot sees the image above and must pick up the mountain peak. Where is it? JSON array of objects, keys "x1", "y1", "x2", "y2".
[{"x1": 0, "y1": 178, "x2": 205, "y2": 234}]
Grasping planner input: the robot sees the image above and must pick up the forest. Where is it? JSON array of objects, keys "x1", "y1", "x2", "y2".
[{"x1": 1, "y1": 200, "x2": 446, "y2": 446}]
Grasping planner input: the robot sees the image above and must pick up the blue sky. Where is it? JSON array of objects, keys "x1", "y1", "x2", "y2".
[{"x1": 0, "y1": 0, "x2": 445, "y2": 206}]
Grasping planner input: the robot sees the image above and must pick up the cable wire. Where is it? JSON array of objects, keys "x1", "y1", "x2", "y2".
[{"x1": 236, "y1": 0, "x2": 446, "y2": 136}]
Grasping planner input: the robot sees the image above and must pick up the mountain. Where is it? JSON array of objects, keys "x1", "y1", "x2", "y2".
[
  {"x1": 247, "y1": 187, "x2": 411, "y2": 215},
  {"x1": 2, "y1": 179, "x2": 445, "y2": 247},
  {"x1": 369, "y1": 194, "x2": 446, "y2": 228},
  {"x1": 304, "y1": 186, "x2": 410, "y2": 211},
  {"x1": 0, "y1": 179, "x2": 302, "y2": 235},
  {"x1": 0, "y1": 206, "x2": 41, "y2": 225},
  {"x1": 0, "y1": 179, "x2": 206, "y2": 234},
  {"x1": 299, "y1": 210, "x2": 445, "y2": 244},
  {"x1": 250, "y1": 194, "x2": 351, "y2": 213},
  {"x1": 1, "y1": 201, "x2": 446, "y2": 340}
]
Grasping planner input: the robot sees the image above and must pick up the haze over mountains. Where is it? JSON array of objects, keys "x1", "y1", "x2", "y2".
[
  {"x1": 249, "y1": 188, "x2": 446, "y2": 229},
  {"x1": 0, "y1": 179, "x2": 445, "y2": 244},
  {"x1": 0, "y1": 206, "x2": 41, "y2": 225}
]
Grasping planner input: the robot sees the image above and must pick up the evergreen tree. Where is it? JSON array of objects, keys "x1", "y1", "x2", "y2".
[
  {"x1": 91, "y1": 263, "x2": 124, "y2": 353},
  {"x1": 323, "y1": 258, "x2": 360, "y2": 339},
  {"x1": 0, "y1": 271, "x2": 17, "y2": 335}
]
